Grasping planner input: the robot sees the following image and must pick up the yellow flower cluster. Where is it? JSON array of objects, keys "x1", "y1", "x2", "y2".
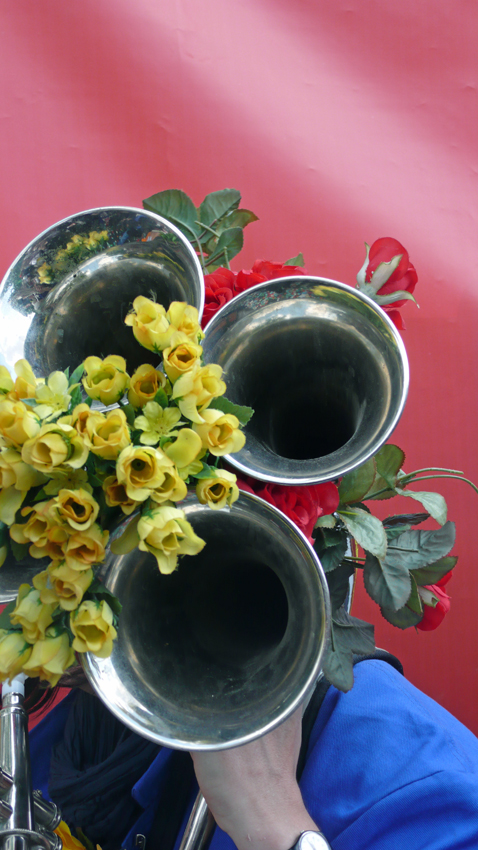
[{"x1": 0, "y1": 297, "x2": 247, "y2": 687}]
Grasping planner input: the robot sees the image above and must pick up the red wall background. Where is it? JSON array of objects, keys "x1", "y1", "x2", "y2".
[{"x1": 1, "y1": 0, "x2": 477, "y2": 732}]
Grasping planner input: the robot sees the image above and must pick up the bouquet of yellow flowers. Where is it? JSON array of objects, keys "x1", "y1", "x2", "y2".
[{"x1": 0, "y1": 296, "x2": 250, "y2": 686}]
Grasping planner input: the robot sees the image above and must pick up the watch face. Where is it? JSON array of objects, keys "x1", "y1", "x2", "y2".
[{"x1": 297, "y1": 831, "x2": 331, "y2": 849}]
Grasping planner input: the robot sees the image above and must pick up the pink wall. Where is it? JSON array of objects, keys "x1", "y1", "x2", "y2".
[{"x1": 1, "y1": 0, "x2": 477, "y2": 732}]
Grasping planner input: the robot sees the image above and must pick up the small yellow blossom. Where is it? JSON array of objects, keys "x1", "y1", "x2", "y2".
[
  {"x1": 33, "y1": 564, "x2": 93, "y2": 611},
  {"x1": 22, "y1": 630, "x2": 76, "y2": 686},
  {"x1": 82, "y1": 355, "x2": 129, "y2": 406},
  {"x1": 70, "y1": 600, "x2": 117, "y2": 657},
  {"x1": 21, "y1": 423, "x2": 88, "y2": 473},
  {"x1": 0, "y1": 399, "x2": 41, "y2": 448},
  {"x1": 128, "y1": 364, "x2": 168, "y2": 408},
  {"x1": 163, "y1": 338, "x2": 203, "y2": 383},
  {"x1": 48, "y1": 488, "x2": 99, "y2": 532},
  {"x1": 193, "y1": 409, "x2": 246, "y2": 457},
  {"x1": 124, "y1": 296, "x2": 175, "y2": 352},
  {"x1": 0, "y1": 632, "x2": 32, "y2": 682},
  {"x1": 137, "y1": 505, "x2": 205, "y2": 574},
  {"x1": 10, "y1": 584, "x2": 56, "y2": 644},
  {"x1": 172, "y1": 364, "x2": 226, "y2": 424},
  {"x1": 134, "y1": 402, "x2": 184, "y2": 446},
  {"x1": 0, "y1": 366, "x2": 14, "y2": 396},
  {"x1": 37, "y1": 262, "x2": 53, "y2": 285},
  {"x1": 116, "y1": 444, "x2": 186, "y2": 502},
  {"x1": 166, "y1": 302, "x2": 204, "y2": 343},
  {"x1": 34, "y1": 371, "x2": 72, "y2": 420},
  {"x1": 196, "y1": 469, "x2": 239, "y2": 510}
]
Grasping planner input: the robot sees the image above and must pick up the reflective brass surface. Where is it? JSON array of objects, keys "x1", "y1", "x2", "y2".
[
  {"x1": 202, "y1": 277, "x2": 409, "y2": 485},
  {"x1": 83, "y1": 491, "x2": 330, "y2": 750}
]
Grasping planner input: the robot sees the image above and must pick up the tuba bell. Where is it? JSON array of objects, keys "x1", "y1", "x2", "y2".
[{"x1": 201, "y1": 276, "x2": 409, "y2": 485}]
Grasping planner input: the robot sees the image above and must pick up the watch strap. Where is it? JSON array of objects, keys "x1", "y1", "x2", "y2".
[{"x1": 289, "y1": 829, "x2": 332, "y2": 849}]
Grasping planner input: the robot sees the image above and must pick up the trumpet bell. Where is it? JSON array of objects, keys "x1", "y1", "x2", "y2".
[
  {"x1": 83, "y1": 491, "x2": 330, "y2": 750},
  {"x1": 0, "y1": 207, "x2": 204, "y2": 376},
  {"x1": 202, "y1": 277, "x2": 409, "y2": 485}
]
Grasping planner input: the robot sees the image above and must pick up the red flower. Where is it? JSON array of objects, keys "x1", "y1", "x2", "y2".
[
  {"x1": 416, "y1": 571, "x2": 452, "y2": 632},
  {"x1": 202, "y1": 261, "x2": 306, "y2": 328},
  {"x1": 237, "y1": 477, "x2": 339, "y2": 542},
  {"x1": 366, "y1": 237, "x2": 418, "y2": 307}
]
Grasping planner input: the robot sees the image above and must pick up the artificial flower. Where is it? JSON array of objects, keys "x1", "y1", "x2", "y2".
[
  {"x1": 102, "y1": 475, "x2": 140, "y2": 515},
  {"x1": 82, "y1": 355, "x2": 129, "y2": 406},
  {"x1": 116, "y1": 445, "x2": 186, "y2": 502},
  {"x1": 166, "y1": 302, "x2": 204, "y2": 343},
  {"x1": 33, "y1": 564, "x2": 93, "y2": 611},
  {"x1": 43, "y1": 467, "x2": 92, "y2": 496},
  {"x1": 162, "y1": 338, "x2": 203, "y2": 383},
  {"x1": 0, "y1": 448, "x2": 47, "y2": 524},
  {"x1": 10, "y1": 584, "x2": 56, "y2": 643},
  {"x1": 34, "y1": 371, "x2": 72, "y2": 420},
  {"x1": 12, "y1": 360, "x2": 40, "y2": 400},
  {"x1": 63, "y1": 524, "x2": 109, "y2": 571},
  {"x1": 417, "y1": 571, "x2": 452, "y2": 632},
  {"x1": 21, "y1": 423, "x2": 88, "y2": 473},
  {"x1": 22, "y1": 630, "x2": 76, "y2": 686},
  {"x1": 0, "y1": 366, "x2": 14, "y2": 396},
  {"x1": 55, "y1": 821, "x2": 93, "y2": 850},
  {"x1": 0, "y1": 400, "x2": 41, "y2": 448},
  {"x1": 192, "y1": 409, "x2": 245, "y2": 456},
  {"x1": 137, "y1": 506, "x2": 205, "y2": 574},
  {"x1": 163, "y1": 428, "x2": 203, "y2": 476},
  {"x1": 0, "y1": 631, "x2": 32, "y2": 681},
  {"x1": 70, "y1": 600, "x2": 117, "y2": 657},
  {"x1": 196, "y1": 469, "x2": 239, "y2": 510},
  {"x1": 9, "y1": 501, "x2": 56, "y2": 558},
  {"x1": 124, "y1": 296, "x2": 174, "y2": 352},
  {"x1": 172, "y1": 364, "x2": 226, "y2": 424},
  {"x1": 48, "y1": 488, "x2": 99, "y2": 532},
  {"x1": 82, "y1": 408, "x2": 131, "y2": 460},
  {"x1": 356, "y1": 237, "x2": 418, "y2": 328},
  {"x1": 239, "y1": 479, "x2": 340, "y2": 542},
  {"x1": 128, "y1": 364, "x2": 168, "y2": 408},
  {"x1": 134, "y1": 402, "x2": 184, "y2": 445}
]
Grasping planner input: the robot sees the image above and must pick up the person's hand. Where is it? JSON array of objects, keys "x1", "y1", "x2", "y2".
[{"x1": 190, "y1": 708, "x2": 318, "y2": 850}]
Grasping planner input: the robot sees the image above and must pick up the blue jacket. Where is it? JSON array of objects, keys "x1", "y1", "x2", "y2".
[{"x1": 30, "y1": 660, "x2": 478, "y2": 849}]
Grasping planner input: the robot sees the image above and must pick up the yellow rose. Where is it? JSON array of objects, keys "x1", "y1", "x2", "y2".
[
  {"x1": 63, "y1": 523, "x2": 109, "y2": 570},
  {"x1": 9, "y1": 501, "x2": 57, "y2": 559},
  {"x1": 167, "y1": 302, "x2": 204, "y2": 343},
  {"x1": 33, "y1": 564, "x2": 93, "y2": 611},
  {"x1": 137, "y1": 505, "x2": 205, "y2": 574},
  {"x1": 0, "y1": 399, "x2": 41, "y2": 448},
  {"x1": 12, "y1": 360, "x2": 40, "y2": 400},
  {"x1": 128, "y1": 364, "x2": 168, "y2": 408},
  {"x1": 124, "y1": 296, "x2": 174, "y2": 352},
  {"x1": 48, "y1": 488, "x2": 99, "y2": 532},
  {"x1": 0, "y1": 448, "x2": 47, "y2": 525},
  {"x1": 21, "y1": 423, "x2": 88, "y2": 473},
  {"x1": 82, "y1": 408, "x2": 131, "y2": 460},
  {"x1": 0, "y1": 631, "x2": 32, "y2": 682},
  {"x1": 82, "y1": 355, "x2": 129, "y2": 406},
  {"x1": 0, "y1": 366, "x2": 14, "y2": 396},
  {"x1": 163, "y1": 428, "x2": 203, "y2": 478},
  {"x1": 193, "y1": 409, "x2": 246, "y2": 456},
  {"x1": 116, "y1": 445, "x2": 186, "y2": 503},
  {"x1": 103, "y1": 475, "x2": 140, "y2": 515},
  {"x1": 196, "y1": 469, "x2": 239, "y2": 510},
  {"x1": 162, "y1": 338, "x2": 203, "y2": 383},
  {"x1": 70, "y1": 600, "x2": 117, "y2": 657},
  {"x1": 10, "y1": 584, "x2": 56, "y2": 643},
  {"x1": 22, "y1": 631, "x2": 76, "y2": 686},
  {"x1": 172, "y1": 364, "x2": 226, "y2": 424}
]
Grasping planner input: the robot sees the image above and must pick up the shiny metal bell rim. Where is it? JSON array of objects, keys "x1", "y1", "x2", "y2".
[
  {"x1": 0, "y1": 206, "x2": 204, "y2": 376},
  {"x1": 202, "y1": 276, "x2": 409, "y2": 485},
  {"x1": 82, "y1": 491, "x2": 330, "y2": 750}
]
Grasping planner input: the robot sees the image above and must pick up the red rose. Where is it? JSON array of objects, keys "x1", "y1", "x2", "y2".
[
  {"x1": 202, "y1": 261, "x2": 307, "y2": 328},
  {"x1": 366, "y1": 238, "x2": 417, "y2": 306},
  {"x1": 202, "y1": 268, "x2": 236, "y2": 327},
  {"x1": 237, "y1": 478, "x2": 339, "y2": 542},
  {"x1": 416, "y1": 571, "x2": 452, "y2": 632}
]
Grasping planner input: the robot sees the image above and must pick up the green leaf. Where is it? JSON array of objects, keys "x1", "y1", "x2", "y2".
[
  {"x1": 69, "y1": 363, "x2": 85, "y2": 386},
  {"x1": 380, "y1": 600, "x2": 423, "y2": 629},
  {"x1": 216, "y1": 208, "x2": 259, "y2": 234},
  {"x1": 337, "y1": 508, "x2": 387, "y2": 559},
  {"x1": 326, "y1": 562, "x2": 355, "y2": 613},
  {"x1": 208, "y1": 396, "x2": 254, "y2": 426},
  {"x1": 375, "y1": 444, "x2": 405, "y2": 488},
  {"x1": 206, "y1": 227, "x2": 244, "y2": 265},
  {"x1": 383, "y1": 512, "x2": 429, "y2": 528},
  {"x1": 284, "y1": 252, "x2": 305, "y2": 267},
  {"x1": 384, "y1": 522, "x2": 455, "y2": 573},
  {"x1": 314, "y1": 514, "x2": 336, "y2": 529},
  {"x1": 394, "y1": 488, "x2": 447, "y2": 525},
  {"x1": 411, "y1": 555, "x2": 458, "y2": 586},
  {"x1": 153, "y1": 388, "x2": 169, "y2": 409},
  {"x1": 385, "y1": 524, "x2": 412, "y2": 541},
  {"x1": 198, "y1": 189, "x2": 241, "y2": 227},
  {"x1": 0, "y1": 522, "x2": 8, "y2": 547},
  {"x1": 10, "y1": 540, "x2": 30, "y2": 562},
  {"x1": 363, "y1": 551, "x2": 411, "y2": 611},
  {"x1": 338, "y1": 458, "x2": 376, "y2": 504},
  {"x1": 322, "y1": 610, "x2": 375, "y2": 692},
  {"x1": 68, "y1": 385, "x2": 83, "y2": 410},
  {"x1": 192, "y1": 462, "x2": 217, "y2": 480},
  {"x1": 313, "y1": 526, "x2": 348, "y2": 573},
  {"x1": 143, "y1": 189, "x2": 200, "y2": 238},
  {"x1": 122, "y1": 403, "x2": 136, "y2": 427}
]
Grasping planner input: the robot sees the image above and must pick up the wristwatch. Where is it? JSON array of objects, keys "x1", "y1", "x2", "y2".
[{"x1": 289, "y1": 830, "x2": 332, "y2": 849}]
